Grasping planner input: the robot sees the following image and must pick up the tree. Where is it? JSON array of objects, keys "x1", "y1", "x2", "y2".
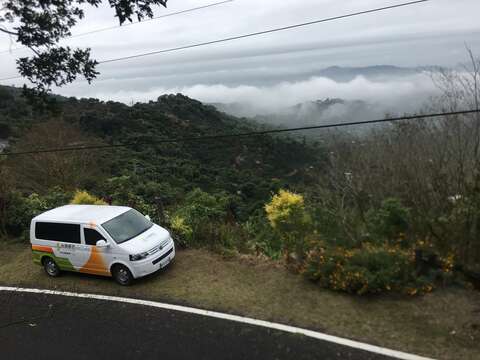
[
  {"x1": 0, "y1": 0, "x2": 168, "y2": 94},
  {"x1": 8, "y1": 119, "x2": 105, "y2": 191},
  {"x1": 265, "y1": 189, "x2": 311, "y2": 260}
]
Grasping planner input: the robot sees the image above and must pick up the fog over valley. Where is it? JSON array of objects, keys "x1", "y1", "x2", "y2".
[{"x1": 74, "y1": 65, "x2": 442, "y2": 127}]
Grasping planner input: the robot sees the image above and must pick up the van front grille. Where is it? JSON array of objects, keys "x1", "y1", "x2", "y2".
[
  {"x1": 148, "y1": 238, "x2": 171, "y2": 256},
  {"x1": 152, "y1": 248, "x2": 173, "y2": 265}
]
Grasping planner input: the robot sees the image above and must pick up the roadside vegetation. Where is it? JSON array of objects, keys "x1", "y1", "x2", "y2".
[{"x1": 1, "y1": 52, "x2": 480, "y2": 298}]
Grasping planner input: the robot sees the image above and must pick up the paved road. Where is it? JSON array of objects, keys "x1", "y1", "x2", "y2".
[{"x1": 0, "y1": 291, "x2": 393, "y2": 360}]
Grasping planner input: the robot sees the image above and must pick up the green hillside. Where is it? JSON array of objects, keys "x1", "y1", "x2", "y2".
[{"x1": 0, "y1": 86, "x2": 324, "y2": 220}]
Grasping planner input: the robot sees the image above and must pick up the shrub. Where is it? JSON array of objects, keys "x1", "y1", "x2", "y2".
[
  {"x1": 178, "y1": 188, "x2": 229, "y2": 224},
  {"x1": 0, "y1": 187, "x2": 72, "y2": 239},
  {"x1": 443, "y1": 195, "x2": 480, "y2": 266},
  {"x1": 3, "y1": 188, "x2": 71, "y2": 240},
  {"x1": 169, "y1": 215, "x2": 193, "y2": 246},
  {"x1": 366, "y1": 198, "x2": 410, "y2": 242},
  {"x1": 71, "y1": 190, "x2": 107, "y2": 205},
  {"x1": 265, "y1": 189, "x2": 311, "y2": 259},
  {"x1": 169, "y1": 189, "x2": 231, "y2": 248},
  {"x1": 4, "y1": 192, "x2": 45, "y2": 239},
  {"x1": 43, "y1": 186, "x2": 73, "y2": 207},
  {"x1": 265, "y1": 189, "x2": 306, "y2": 230},
  {"x1": 303, "y1": 243, "x2": 435, "y2": 295},
  {"x1": 243, "y1": 213, "x2": 283, "y2": 259}
]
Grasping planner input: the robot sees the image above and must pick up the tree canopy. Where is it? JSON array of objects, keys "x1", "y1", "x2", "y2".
[{"x1": 0, "y1": 0, "x2": 168, "y2": 94}]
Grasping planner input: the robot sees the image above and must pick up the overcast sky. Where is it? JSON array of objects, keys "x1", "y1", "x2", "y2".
[{"x1": 0, "y1": 0, "x2": 479, "y2": 110}]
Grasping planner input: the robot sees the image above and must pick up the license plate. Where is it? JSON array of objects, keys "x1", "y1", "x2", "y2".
[{"x1": 160, "y1": 257, "x2": 171, "y2": 268}]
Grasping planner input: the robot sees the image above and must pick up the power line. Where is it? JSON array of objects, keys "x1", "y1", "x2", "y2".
[
  {"x1": 0, "y1": 109, "x2": 476, "y2": 157},
  {"x1": 0, "y1": 0, "x2": 234, "y2": 55},
  {"x1": 75, "y1": 0, "x2": 234, "y2": 38},
  {"x1": 99, "y1": 0, "x2": 430, "y2": 64},
  {"x1": 0, "y1": 0, "x2": 430, "y2": 82}
]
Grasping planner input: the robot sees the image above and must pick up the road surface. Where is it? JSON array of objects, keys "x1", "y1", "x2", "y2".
[{"x1": 0, "y1": 291, "x2": 403, "y2": 360}]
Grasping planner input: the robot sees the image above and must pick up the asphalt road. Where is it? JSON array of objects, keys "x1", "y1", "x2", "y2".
[{"x1": 0, "y1": 291, "x2": 394, "y2": 360}]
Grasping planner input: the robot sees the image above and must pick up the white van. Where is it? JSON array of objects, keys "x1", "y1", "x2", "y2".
[{"x1": 30, "y1": 205, "x2": 175, "y2": 285}]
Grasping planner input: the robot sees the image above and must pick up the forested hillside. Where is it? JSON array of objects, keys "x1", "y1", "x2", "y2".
[{"x1": 0, "y1": 85, "x2": 324, "y2": 223}]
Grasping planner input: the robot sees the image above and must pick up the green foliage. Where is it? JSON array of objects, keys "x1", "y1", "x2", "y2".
[
  {"x1": 178, "y1": 188, "x2": 229, "y2": 223},
  {"x1": 100, "y1": 175, "x2": 160, "y2": 222},
  {"x1": 303, "y1": 244, "x2": 436, "y2": 295},
  {"x1": 41, "y1": 186, "x2": 73, "y2": 208},
  {"x1": 71, "y1": 190, "x2": 107, "y2": 205},
  {"x1": 169, "y1": 188, "x2": 231, "y2": 248},
  {"x1": 4, "y1": 187, "x2": 72, "y2": 239},
  {"x1": 243, "y1": 213, "x2": 283, "y2": 259},
  {"x1": 169, "y1": 215, "x2": 193, "y2": 245},
  {"x1": 1, "y1": 90, "x2": 323, "y2": 220},
  {"x1": 309, "y1": 197, "x2": 361, "y2": 248},
  {"x1": 367, "y1": 198, "x2": 410, "y2": 241},
  {"x1": 4, "y1": 192, "x2": 42, "y2": 238}
]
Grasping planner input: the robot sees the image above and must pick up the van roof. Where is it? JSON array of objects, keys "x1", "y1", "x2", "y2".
[{"x1": 33, "y1": 205, "x2": 131, "y2": 225}]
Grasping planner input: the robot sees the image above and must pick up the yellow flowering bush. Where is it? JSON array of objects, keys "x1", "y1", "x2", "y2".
[
  {"x1": 303, "y1": 243, "x2": 438, "y2": 295},
  {"x1": 170, "y1": 215, "x2": 193, "y2": 245},
  {"x1": 70, "y1": 190, "x2": 107, "y2": 205},
  {"x1": 265, "y1": 190, "x2": 305, "y2": 229},
  {"x1": 265, "y1": 189, "x2": 311, "y2": 260}
]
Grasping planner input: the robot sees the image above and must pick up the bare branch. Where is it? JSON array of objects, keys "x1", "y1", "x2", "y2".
[
  {"x1": 0, "y1": 26, "x2": 17, "y2": 36},
  {"x1": 26, "y1": 45, "x2": 40, "y2": 57}
]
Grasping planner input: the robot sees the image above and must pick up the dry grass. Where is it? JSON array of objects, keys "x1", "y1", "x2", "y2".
[{"x1": 1, "y1": 241, "x2": 479, "y2": 360}]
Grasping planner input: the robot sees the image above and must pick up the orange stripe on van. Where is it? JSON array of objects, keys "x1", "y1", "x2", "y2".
[
  {"x1": 79, "y1": 246, "x2": 110, "y2": 277},
  {"x1": 31, "y1": 245, "x2": 54, "y2": 253}
]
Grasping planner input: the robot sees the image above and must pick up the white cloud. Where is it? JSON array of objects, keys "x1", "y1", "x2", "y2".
[{"x1": 76, "y1": 72, "x2": 438, "y2": 117}]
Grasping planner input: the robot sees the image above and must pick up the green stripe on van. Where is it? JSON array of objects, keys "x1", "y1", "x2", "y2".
[{"x1": 32, "y1": 250, "x2": 76, "y2": 271}]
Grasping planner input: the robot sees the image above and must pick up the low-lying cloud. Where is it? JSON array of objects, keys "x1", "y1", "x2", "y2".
[{"x1": 80, "y1": 72, "x2": 440, "y2": 118}]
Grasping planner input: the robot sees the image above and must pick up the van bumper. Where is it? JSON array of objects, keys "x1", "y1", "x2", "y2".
[{"x1": 129, "y1": 242, "x2": 176, "y2": 279}]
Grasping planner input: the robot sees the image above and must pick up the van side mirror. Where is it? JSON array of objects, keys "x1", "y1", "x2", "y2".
[
  {"x1": 96, "y1": 240, "x2": 109, "y2": 248},
  {"x1": 145, "y1": 215, "x2": 151, "y2": 221}
]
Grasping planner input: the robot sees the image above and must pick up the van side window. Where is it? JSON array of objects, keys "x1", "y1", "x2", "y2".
[
  {"x1": 35, "y1": 222, "x2": 80, "y2": 244},
  {"x1": 84, "y1": 228, "x2": 105, "y2": 246}
]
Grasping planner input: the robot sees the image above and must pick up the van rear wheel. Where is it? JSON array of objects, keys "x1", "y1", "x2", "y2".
[
  {"x1": 112, "y1": 265, "x2": 133, "y2": 286},
  {"x1": 43, "y1": 257, "x2": 60, "y2": 277}
]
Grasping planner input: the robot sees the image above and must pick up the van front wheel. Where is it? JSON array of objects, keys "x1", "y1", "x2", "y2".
[
  {"x1": 112, "y1": 265, "x2": 133, "y2": 286},
  {"x1": 43, "y1": 258, "x2": 60, "y2": 277}
]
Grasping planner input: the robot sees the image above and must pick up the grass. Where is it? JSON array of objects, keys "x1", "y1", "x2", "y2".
[{"x1": 1, "y1": 241, "x2": 479, "y2": 360}]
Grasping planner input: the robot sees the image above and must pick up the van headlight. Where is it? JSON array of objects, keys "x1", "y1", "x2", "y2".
[{"x1": 130, "y1": 252, "x2": 149, "y2": 261}]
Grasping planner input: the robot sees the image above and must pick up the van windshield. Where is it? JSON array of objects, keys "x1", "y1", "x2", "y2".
[{"x1": 102, "y1": 209, "x2": 153, "y2": 244}]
